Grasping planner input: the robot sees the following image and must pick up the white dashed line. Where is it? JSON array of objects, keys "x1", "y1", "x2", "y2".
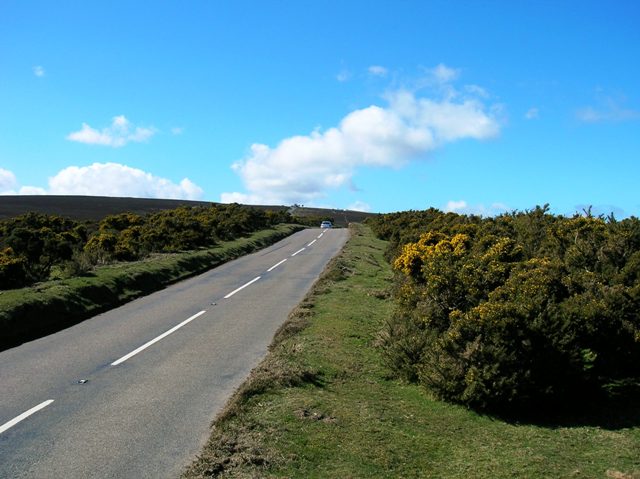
[
  {"x1": 111, "y1": 310, "x2": 206, "y2": 366},
  {"x1": 267, "y1": 259, "x2": 287, "y2": 272},
  {"x1": 112, "y1": 232, "x2": 326, "y2": 367},
  {"x1": 0, "y1": 400, "x2": 54, "y2": 435},
  {"x1": 2, "y1": 232, "x2": 338, "y2": 437},
  {"x1": 224, "y1": 276, "x2": 261, "y2": 299}
]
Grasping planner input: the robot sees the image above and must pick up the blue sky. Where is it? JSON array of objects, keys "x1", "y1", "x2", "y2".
[{"x1": 1, "y1": 1, "x2": 639, "y2": 216}]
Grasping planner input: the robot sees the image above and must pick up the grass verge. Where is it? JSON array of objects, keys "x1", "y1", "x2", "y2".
[
  {"x1": 0, "y1": 224, "x2": 302, "y2": 351},
  {"x1": 183, "y1": 224, "x2": 640, "y2": 479}
]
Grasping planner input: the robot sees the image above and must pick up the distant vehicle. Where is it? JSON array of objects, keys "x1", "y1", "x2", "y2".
[{"x1": 320, "y1": 220, "x2": 332, "y2": 229}]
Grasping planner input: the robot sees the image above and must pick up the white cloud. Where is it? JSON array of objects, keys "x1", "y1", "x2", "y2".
[
  {"x1": 444, "y1": 200, "x2": 468, "y2": 212},
  {"x1": 0, "y1": 163, "x2": 203, "y2": 200},
  {"x1": 171, "y1": 127, "x2": 184, "y2": 135},
  {"x1": 220, "y1": 191, "x2": 259, "y2": 204},
  {"x1": 525, "y1": 107, "x2": 539, "y2": 120},
  {"x1": 336, "y1": 69, "x2": 351, "y2": 82},
  {"x1": 223, "y1": 68, "x2": 500, "y2": 206},
  {"x1": 444, "y1": 200, "x2": 509, "y2": 216},
  {"x1": 576, "y1": 95, "x2": 639, "y2": 123},
  {"x1": 0, "y1": 168, "x2": 17, "y2": 192},
  {"x1": 430, "y1": 63, "x2": 459, "y2": 83},
  {"x1": 33, "y1": 65, "x2": 45, "y2": 77},
  {"x1": 415, "y1": 64, "x2": 463, "y2": 101},
  {"x1": 18, "y1": 186, "x2": 47, "y2": 195},
  {"x1": 48, "y1": 162, "x2": 203, "y2": 199},
  {"x1": 66, "y1": 115, "x2": 156, "y2": 147},
  {"x1": 0, "y1": 168, "x2": 47, "y2": 195},
  {"x1": 465, "y1": 84, "x2": 488, "y2": 98},
  {"x1": 348, "y1": 201, "x2": 371, "y2": 212},
  {"x1": 368, "y1": 65, "x2": 388, "y2": 77}
]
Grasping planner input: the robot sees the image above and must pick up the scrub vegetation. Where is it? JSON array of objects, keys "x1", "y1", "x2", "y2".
[
  {"x1": 183, "y1": 223, "x2": 639, "y2": 478},
  {"x1": 369, "y1": 206, "x2": 640, "y2": 416},
  {"x1": 0, "y1": 203, "x2": 292, "y2": 290}
]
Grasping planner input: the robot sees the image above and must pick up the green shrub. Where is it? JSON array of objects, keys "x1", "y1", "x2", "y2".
[
  {"x1": 0, "y1": 247, "x2": 27, "y2": 289},
  {"x1": 375, "y1": 208, "x2": 640, "y2": 414},
  {"x1": 0, "y1": 205, "x2": 295, "y2": 290}
]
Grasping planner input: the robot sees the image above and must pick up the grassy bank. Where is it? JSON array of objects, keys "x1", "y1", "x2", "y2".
[
  {"x1": 0, "y1": 224, "x2": 302, "y2": 351},
  {"x1": 183, "y1": 224, "x2": 640, "y2": 479}
]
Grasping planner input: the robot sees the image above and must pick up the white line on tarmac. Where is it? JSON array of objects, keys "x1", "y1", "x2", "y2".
[
  {"x1": 224, "y1": 276, "x2": 261, "y2": 299},
  {"x1": 267, "y1": 259, "x2": 287, "y2": 272},
  {"x1": 317, "y1": 233, "x2": 323, "y2": 238},
  {"x1": 111, "y1": 310, "x2": 206, "y2": 366},
  {"x1": 0, "y1": 400, "x2": 55, "y2": 435},
  {"x1": 291, "y1": 248, "x2": 306, "y2": 257},
  {"x1": 307, "y1": 239, "x2": 317, "y2": 247}
]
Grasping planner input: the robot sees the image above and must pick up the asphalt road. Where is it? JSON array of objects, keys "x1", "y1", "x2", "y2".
[{"x1": 0, "y1": 227, "x2": 348, "y2": 478}]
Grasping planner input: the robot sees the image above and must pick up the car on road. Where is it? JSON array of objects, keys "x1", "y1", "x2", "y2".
[{"x1": 320, "y1": 220, "x2": 332, "y2": 229}]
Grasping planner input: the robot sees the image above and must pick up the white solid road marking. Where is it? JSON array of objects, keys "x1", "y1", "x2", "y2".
[
  {"x1": 317, "y1": 233, "x2": 323, "y2": 238},
  {"x1": 224, "y1": 276, "x2": 261, "y2": 299},
  {"x1": 111, "y1": 310, "x2": 206, "y2": 366},
  {"x1": 0, "y1": 400, "x2": 55, "y2": 435},
  {"x1": 307, "y1": 239, "x2": 317, "y2": 247},
  {"x1": 291, "y1": 247, "x2": 306, "y2": 257},
  {"x1": 267, "y1": 259, "x2": 287, "y2": 272}
]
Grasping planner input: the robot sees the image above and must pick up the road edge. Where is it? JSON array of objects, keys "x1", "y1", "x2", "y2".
[
  {"x1": 0, "y1": 224, "x2": 304, "y2": 352},
  {"x1": 182, "y1": 223, "x2": 355, "y2": 477}
]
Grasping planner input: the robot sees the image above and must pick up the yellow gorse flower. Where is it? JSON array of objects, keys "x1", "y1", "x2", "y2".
[{"x1": 394, "y1": 233, "x2": 469, "y2": 277}]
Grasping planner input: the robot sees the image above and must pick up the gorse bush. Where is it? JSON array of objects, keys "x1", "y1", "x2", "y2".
[
  {"x1": 0, "y1": 247, "x2": 27, "y2": 289},
  {"x1": 0, "y1": 204, "x2": 293, "y2": 290},
  {"x1": 370, "y1": 206, "x2": 640, "y2": 413},
  {"x1": 0, "y1": 213, "x2": 85, "y2": 287}
]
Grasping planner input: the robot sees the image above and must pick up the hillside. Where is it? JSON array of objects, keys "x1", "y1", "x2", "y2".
[{"x1": 0, "y1": 195, "x2": 377, "y2": 227}]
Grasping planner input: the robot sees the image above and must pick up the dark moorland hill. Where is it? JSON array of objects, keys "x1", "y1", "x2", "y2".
[
  {"x1": 0, "y1": 195, "x2": 377, "y2": 226},
  {"x1": 0, "y1": 195, "x2": 214, "y2": 220}
]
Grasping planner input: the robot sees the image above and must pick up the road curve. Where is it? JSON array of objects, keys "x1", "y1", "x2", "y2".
[{"x1": 0, "y1": 227, "x2": 348, "y2": 478}]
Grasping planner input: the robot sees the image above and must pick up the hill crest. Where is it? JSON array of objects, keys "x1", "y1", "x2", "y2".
[{"x1": 0, "y1": 195, "x2": 377, "y2": 226}]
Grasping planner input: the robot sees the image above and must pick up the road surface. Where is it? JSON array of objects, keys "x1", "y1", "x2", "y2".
[{"x1": 0, "y1": 227, "x2": 348, "y2": 478}]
